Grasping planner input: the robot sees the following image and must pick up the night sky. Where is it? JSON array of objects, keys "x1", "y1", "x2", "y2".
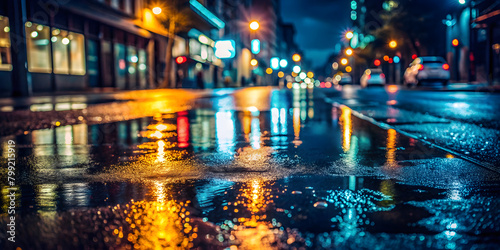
[{"x1": 281, "y1": 0, "x2": 350, "y2": 68}]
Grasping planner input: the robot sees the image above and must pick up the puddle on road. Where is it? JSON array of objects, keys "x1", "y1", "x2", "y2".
[{"x1": 1, "y1": 88, "x2": 499, "y2": 249}]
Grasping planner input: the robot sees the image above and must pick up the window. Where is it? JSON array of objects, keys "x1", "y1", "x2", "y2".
[
  {"x1": 52, "y1": 29, "x2": 69, "y2": 74},
  {"x1": 26, "y1": 22, "x2": 52, "y2": 73},
  {"x1": 0, "y1": 16, "x2": 12, "y2": 71},
  {"x1": 114, "y1": 43, "x2": 126, "y2": 88},
  {"x1": 26, "y1": 24, "x2": 86, "y2": 75},
  {"x1": 127, "y1": 46, "x2": 137, "y2": 86},
  {"x1": 69, "y1": 32, "x2": 85, "y2": 75},
  {"x1": 51, "y1": 29, "x2": 86, "y2": 75},
  {"x1": 138, "y1": 49, "x2": 147, "y2": 87}
]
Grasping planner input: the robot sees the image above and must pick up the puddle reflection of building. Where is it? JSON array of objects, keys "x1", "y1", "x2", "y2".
[
  {"x1": 190, "y1": 109, "x2": 215, "y2": 152},
  {"x1": 270, "y1": 108, "x2": 288, "y2": 149},
  {"x1": 216, "y1": 110, "x2": 235, "y2": 154},
  {"x1": 2, "y1": 118, "x2": 150, "y2": 213}
]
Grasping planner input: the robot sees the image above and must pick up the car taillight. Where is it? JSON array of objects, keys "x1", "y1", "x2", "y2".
[
  {"x1": 442, "y1": 64, "x2": 450, "y2": 70},
  {"x1": 380, "y1": 73, "x2": 385, "y2": 78},
  {"x1": 418, "y1": 64, "x2": 424, "y2": 70}
]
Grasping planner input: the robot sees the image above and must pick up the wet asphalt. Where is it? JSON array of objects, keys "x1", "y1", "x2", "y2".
[{"x1": 1, "y1": 87, "x2": 500, "y2": 249}]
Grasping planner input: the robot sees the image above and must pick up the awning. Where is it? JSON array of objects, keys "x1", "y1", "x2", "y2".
[
  {"x1": 189, "y1": 0, "x2": 225, "y2": 30},
  {"x1": 474, "y1": 9, "x2": 500, "y2": 24},
  {"x1": 61, "y1": 1, "x2": 151, "y2": 38}
]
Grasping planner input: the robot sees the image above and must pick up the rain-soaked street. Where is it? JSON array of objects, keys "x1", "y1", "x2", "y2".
[{"x1": 1, "y1": 87, "x2": 500, "y2": 249}]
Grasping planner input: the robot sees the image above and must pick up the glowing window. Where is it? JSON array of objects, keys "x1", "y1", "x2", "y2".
[
  {"x1": 26, "y1": 22, "x2": 52, "y2": 73},
  {"x1": 0, "y1": 16, "x2": 12, "y2": 71}
]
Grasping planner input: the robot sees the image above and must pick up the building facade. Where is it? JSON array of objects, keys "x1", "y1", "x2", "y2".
[{"x1": 0, "y1": 0, "x2": 225, "y2": 97}]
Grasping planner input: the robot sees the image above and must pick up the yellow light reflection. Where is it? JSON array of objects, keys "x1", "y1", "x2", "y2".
[
  {"x1": 385, "y1": 129, "x2": 397, "y2": 166},
  {"x1": 237, "y1": 179, "x2": 273, "y2": 227},
  {"x1": 122, "y1": 183, "x2": 196, "y2": 249},
  {"x1": 150, "y1": 130, "x2": 163, "y2": 139},
  {"x1": 339, "y1": 106, "x2": 352, "y2": 152},
  {"x1": 157, "y1": 140, "x2": 166, "y2": 163},
  {"x1": 293, "y1": 108, "x2": 301, "y2": 143},
  {"x1": 379, "y1": 180, "x2": 396, "y2": 207}
]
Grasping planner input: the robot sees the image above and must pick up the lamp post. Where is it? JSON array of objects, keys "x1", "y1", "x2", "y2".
[{"x1": 248, "y1": 21, "x2": 260, "y2": 86}]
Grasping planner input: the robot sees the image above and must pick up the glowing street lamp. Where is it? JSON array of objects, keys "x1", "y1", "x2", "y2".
[
  {"x1": 345, "y1": 31, "x2": 354, "y2": 40},
  {"x1": 345, "y1": 48, "x2": 353, "y2": 56},
  {"x1": 341, "y1": 58, "x2": 348, "y2": 65},
  {"x1": 389, "y1": 40, "x2": 397, "y2": 48},
  {"x1": 292, "y1": 53, "x2": 301, "y2": 62},
  {"x1": 152, "y1": 7, "x2": 162, "y2": 15},
  {"x1": 249, "y1": 21, "x2": 260, "y2": 31},
  {"x1": 293, "y1": 65, "x2": 301, "y2": 73},
  {"x1": 250, "y1": 59, "x2": 258, "y2": 66}
]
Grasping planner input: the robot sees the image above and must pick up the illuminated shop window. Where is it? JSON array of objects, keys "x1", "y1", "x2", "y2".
[
  {"x1": 138, "y1": 49, "x2": 147, "y2": 87},
  {"x1": 0, "y1": 16, "x2": 12, "y2": 71},
  {"x1": 26, "y1": 22, "x2": 86, "y2": 75},
  {"x1": 26, "y1": 22, "x2": 52, "y2": 73},
  {"x1": 127, "y1": 46, "x2": 137, "y2": 85},
  {"x1": 52, "y1": 29, "x2": 70, "y2": 74},
  {"x1": 52, "y1": 29, "x2": 86, "y2": 75},
  {"x1": 69, "y1": 32, "x2": 85, "y2": 75}
]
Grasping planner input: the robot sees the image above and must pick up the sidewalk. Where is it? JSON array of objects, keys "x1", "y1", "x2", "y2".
[
  {"x1": 0, "y1": 88, "x2": 239, "y2": 111},
  {"x1": 443, "y1": 82, "x2": 500, "y2": 92}
]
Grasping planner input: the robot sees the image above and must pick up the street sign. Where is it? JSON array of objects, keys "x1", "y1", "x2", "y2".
[{"x1": 214, "y1": 40, "x2": 236, "y2": 59}]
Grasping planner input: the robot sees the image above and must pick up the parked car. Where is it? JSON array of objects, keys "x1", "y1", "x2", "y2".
[
  {"x1": 404, "y1": 56, "x2": 450, "y2": 87},
  {"x1": 339, "y1": 73, "x2": 352, "y2": 85},
  {"x1": 360, "y1": 68, "x2": 386, "y2": 88}
]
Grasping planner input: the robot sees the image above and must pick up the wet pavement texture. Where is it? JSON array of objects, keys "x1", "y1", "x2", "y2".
[
  {"x1": 1, "y1": 87, "x2": 500, "y2": 249},
  {"x1": 323, "y1": 85, "x2": 500, "y2": 170}
]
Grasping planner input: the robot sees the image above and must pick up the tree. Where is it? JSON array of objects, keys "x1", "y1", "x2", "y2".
[
  {"x1": 154, "y1": 0, "x2": 192, "y2": 88},
  {"x1": 363, "y1": 0, "x2": 448, "y2": 61}
]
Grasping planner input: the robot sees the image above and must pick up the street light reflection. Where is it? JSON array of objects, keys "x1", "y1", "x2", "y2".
[
  {"x1": 385, "y1": 129, "x2": 397, "y2": 167},
  {"x1": 340, "y1": 106, "x2": 352, "y2": 152},
  {"x1": 123, "y1": 182, "x2": 196, "y2": 248}
]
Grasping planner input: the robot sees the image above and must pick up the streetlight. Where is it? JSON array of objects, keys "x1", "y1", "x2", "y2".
[
  {"x1": 292, "y1": 54, "x2": 301, "y2": 62},
  {"x1": 345, "y1": 48, "x2": 353, "y2": 56},
  {"x1": 332, "y1": 62, "x2": 339, "y2": 70},
  {"x1": 152, "y1": 7, "x2": 162, "y2": 15},
  {"x1": 280, "y1": 59, "x2": 288, "y2": 68},
  {"x1": 249, "y1": 21, "x2": 260, "y2": 31},
  {"x1": 345, "y1": 31, "x2": 354, "y2": 40},
  {"x1": 293, "y1": 65, "x2": 301, "y2": 73},
  {"x1": 389, "y1": 40, "x2": 397, "y2": 48},
  {"x1": 250, "y1": 59, "x2": 258, "y2": 66},
  {"x1": 341, "y1": 58, "x2": 348, "y2": 65},
  {"x1": 458, "y1": 0, "x2": 466, "y2": 4}
]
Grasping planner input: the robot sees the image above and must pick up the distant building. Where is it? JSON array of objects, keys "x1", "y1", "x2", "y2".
[{"x1": 470, "y1": 1, "x2": 500, "y2": 84}]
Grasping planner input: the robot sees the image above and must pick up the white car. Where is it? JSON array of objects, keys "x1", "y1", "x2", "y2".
[
  {"x1": 404, "y1": 56, "x2": 450, "y2": 86},
  {"x1": 360, "y1": 68, "x2": 386, "y2": 88}
]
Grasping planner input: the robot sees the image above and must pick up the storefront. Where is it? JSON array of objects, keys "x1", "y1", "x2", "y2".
[{"x1": 0, "y1": 0, "x2": 152, "y2": 97}]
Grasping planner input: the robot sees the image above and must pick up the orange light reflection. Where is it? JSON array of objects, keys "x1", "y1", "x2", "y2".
[
  {"x1": 340, "y1": 106, "x2": 352, "y2": 152},
  {"x1": 385, "y1": 129, "x2": 397, "y2": 166}
]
